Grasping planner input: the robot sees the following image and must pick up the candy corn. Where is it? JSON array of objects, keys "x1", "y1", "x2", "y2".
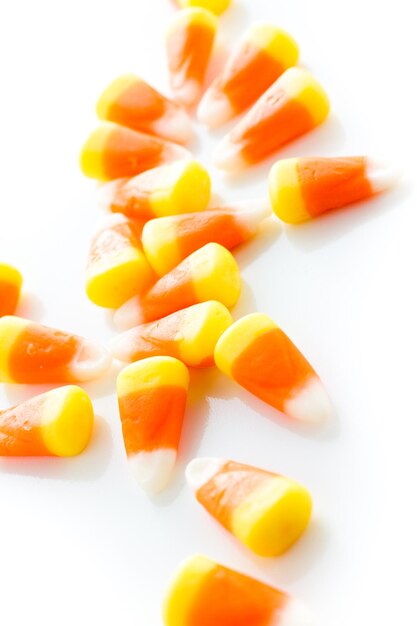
[
  {"x1": 176, "y1": 0, "x2": 231, "y2": 16},
  {"x1": 117, "y1": 356, "x2": 189, "y2": 493},
  {"x1": 214, "y1": 68, "x2": 330, "y2": 172},
  {"x1": 142, "y1": 200, "x2": 271, "y2": 276},
  {"x1": 0, "y1": 263, "x2": 23, "y2": 317},
  {"x1": 198, "y1": 24, "x2": 299, "y2": 128},
  {"x1": 86, "y1": 214, "x2": 154, "y2": 309},
  {"x1": 214, "y1": 313, "x2": 333, "y2": 423},
  {"x1": 80, "y1": 122, "x2": 190, "y2": 182},
  {"x1": 0, "y1": 386, "x2": 94, "y2": 456},
  {"x1": 0, "y1": 316, "x2": 111, "y2": 383},
  {"x1": 99, "y1": 159, "x2": 211, "y2": 220},
  {"x1": 110, "y1": 301, "x2": 233, "y2": 367},
  {"x1": 186, "y1": 458, "x2": 312, "y2": 556},
  {"x1": 166, "y1": 8, "x2": 217, "y2": 107},
  {"x1": 96, "y1": 74, "x2": 193, "y2": 145},
  {"x1": 163, "y1": 555, "x2": 315, "y2": 626},
  {"x1": 269, "y1": 156, "x2": 401, "y2": 224},
  {"x1": 114, "y1": 243, "x2": 241, "y2": 330}
]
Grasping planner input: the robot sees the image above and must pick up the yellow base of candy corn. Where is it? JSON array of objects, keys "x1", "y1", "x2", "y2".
[
  {"x1": 179, "y1": 301, "x2": 233, "y2": 366},
  {"x1": 269, "y1": 158, "x2": 311, "y2": 224},
  {"x1": 177, "y1": 0, "x2": 230, "y2": 17}
]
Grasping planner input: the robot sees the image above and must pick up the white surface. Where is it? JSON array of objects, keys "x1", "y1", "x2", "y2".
[{"x1": 0, "y1": 0, "x2": 415, "y2": 625}]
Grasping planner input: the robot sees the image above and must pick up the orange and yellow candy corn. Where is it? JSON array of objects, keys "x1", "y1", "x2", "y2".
[
  {"x1": 96, "y1": 74, "x2": 192, "y2": 145},
  {"x1": 80, "y1": 122, "x2": 190, "y2": 182},
  {"x1": 0, "y1": 263, "x2": 23, "y2": 317},
  {"x1": 186, "y1": 458, "x2": 312, "y2": 556},
  {"x1": 86, "y1": 214, "x2": 154, "y2": 309},
  {"x1": 142, "y1": 199, "x2": 271, "y2": 276},
  {"x1": 176, "y1": 0, "x2": 231, "y2": 16},
  {"x1": 214, "y1": 68, "x2": 330, "y2": 172},
  {"x1": 214, "y1": 313, "x2": 333, "y2": 423},
  {"x1": 99, "y1": 159, "x2": 211, "y2": 220},
  {"x1": 117, "y1": 356, "x2": 189, "y2": 493},
  {"x1": 269, "y1": 156, "x2": 401, "y2": 224},
  {"x1": 110, "y1": 301, "x2": 232, "y2": 367},
  {"x1": 163, "y1": 555, "x2": 315, "y2": 626},
  {"x1": 166, "y1": 8, "x2": 217, "y2": 107},
  {"x1": 0, "y1": 316, "x2": 111, "y2": 384},
  {"x1": 0, "y1": 386, "x2": 94, "y2": 456},
  {"x1": 114, "y1": 243, "x2": 241, "y2": 330},
  {"x1": 198, "y1": 24, "x2": 299, "y2": 128}
]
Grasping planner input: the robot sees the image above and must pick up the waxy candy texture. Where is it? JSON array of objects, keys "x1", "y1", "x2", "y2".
[
  {"x1": 117, "y1": 356, "x2": 189, "y2": 493},
  {"x1": 198, "y1": 24, "x2": 299, "y2": 128},
  {"x1": 186, "y1": 458, "x2": 312, "y2": 556},
  {"x1": 214, "y1": 313, "x2": 333, "y2": 423},
  {"x1": 0, "y1": 386, "x2": 94, "y2": 456},
  {"x1": 177, "y1": 0, "x2": 231, "y2": 16},
  {"x1": 0, "y1": 263, "x2": 23, "y2": 317}
]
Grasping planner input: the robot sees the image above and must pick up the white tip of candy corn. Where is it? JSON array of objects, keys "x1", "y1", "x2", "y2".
[
  {"x1": 274, "y1": 599, "x2": 317, "y2": 626},
  {"x1": 197, "y1": 88, "x2": 234, "y2": 128},
  {"x1": 185, "y1": 457, "x2": 225, "y2": 491},
  {"x1": 284, "y1": 377, "x2": 334, "y2": 424},
  {"x1": 108, "y1": 330, "x2": 134, "y2": 362},
  {"x1": 114, "y1": 296, "x2": 144, "y2": 331},
  {"x1": 152, "y1": 108, "x2": 193, "y2": 145},
  {"x1": 236, "y1": 199, "x2": 272, "y2": 231},
  {"x1": 128, "y1": 448, "x2": 177, "y2": 494},
  {"x1": 367, "y1": 159, "x2": 403, "y2": 194},
  {"x1": 70, "y1": 341, "x2": 112, "y2": 382},
  {"x1": 97, "y1": 178, "x2": 127, "y2": 212},
  {"x1": 161, "y1": 140, "x2": 192, "y2": 162},
  {"x1": 172, "y1": 79, "x2": 202, "y2": 108},
  {"x1": 213, "y1": 135, "x2": 246, "y2": 172}
]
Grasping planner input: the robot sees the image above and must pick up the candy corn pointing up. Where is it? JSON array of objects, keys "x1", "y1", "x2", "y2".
[
  {"x1": 214, "y1": 313, "x2": 333, "y2": 423},
  {"x1": 0, "y1": 263, "x2": 23, "y2": 317},
  {"x1": 269, "y1": 156, "x2": 401, "y2": 224},
  {"x1": 198, "y1": 24, "x2": 299, "y2": 128},
  {"x1": 117, "y1": 357, "x2": 189, "y2": 493},
  {"x1": 163, "y1": 555, "x2": 316, "y2": 626},
  {"x1": 214, "y1": 68, "x2": 330, "y2": 172}
]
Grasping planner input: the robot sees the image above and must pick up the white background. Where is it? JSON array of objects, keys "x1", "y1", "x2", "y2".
[{"x1": 0, "y1": 0, "x2": 416, "y2": 624}]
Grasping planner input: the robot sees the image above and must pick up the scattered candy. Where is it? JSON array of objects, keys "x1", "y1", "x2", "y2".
[
  {"x1": 141, "y1": 199, "x2": 271, "y2": 276},
  {"x1": 80, "y1": 122, "x2": 190, "y2": 181},
  {"x1": 96, "y1": 74, "x2": 193, "y2": 145},
  {"x1": 114, "y1": 243, "x2": 241, "y2": 330},
  {"x1": 269, "y1": 156, "x2": 400, "y2": 224},
  {"x1": 0, "y1": 386, "x2": 94, "y2": 456},
  {"x1": 163, "y1": 555, "x2": 315, "y2": 626},
  {"x1": 176, "y1": 0, "x2": 231, "y2": 16},
  {"x1": 98, "y1": 159, "x2": 211, "y2": 220},
  {"x1": 117, "y1": 356, "x2": 189, "y2": 493},
  {"x1": 86, "y1": 214, "x2": 154, "y2": 309},
  {"x1": 186, "y1": 457, "x2": 312, "y2": 556},
  {"x1": 110, "y1": 300, "x2": 233, "y2": 367},
  {"x1": 214, "y1": 67, "x2": 330, "y2": 172},
  {"x1": 198, "y1": 24, "x2": 299, "y2": 128},
  {"x1": 214, "y1": 312, "x2": 333, "y2": 423},
  {"x1": 0, "y1": 316, "x2": 111, "y2": 383},
  {"x1": 166, "y1": 8, "x2": 217, "y2": 107},
  {"x1": 0, "y1": 263, "x2": 23, "y2": 317}
]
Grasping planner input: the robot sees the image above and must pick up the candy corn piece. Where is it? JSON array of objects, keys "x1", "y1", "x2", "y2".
[
  {"x1": 80, "y1": 122, "x2": 190, "y2": 182},
  {"x1": 117, "y1": 357, "x2": 189, "y2": 493},
  {"x1": 163, "y1": 555, "x2": 315, "y2": 626},
  {"x1": 142, "y1": 199, "x2": 271, "y2": 276},
  {"x1": 114, "y1": 243, "x2": 241, "y2": 330},
  {"x1": 98, "y1": 160, "x2": 211, "y2": 220},
  {"x1": 198, "y1": 24, "x2": 299, "y2": 128},
  {"x1": 176, "y1": 0, "x2": 231, "y2": 16},
  {"x1": 269, "y1": 156, "x2": 401, "y2": 224},
  {"x1": 186, "y1": 458, "x2": 312, "y2": 556},
  {"x1": 0, "y1": 316, "x2": 111, "y2": 383},
  {"x1": 214, "y1": 68, "x2": 330, "y2": 172},
  {"x1": 214, "y1": 313, "x2": 333, "y2": 423},
  {"x1": 110, "y1": 301, "x2": 233, "y2": 367},
  {"x1": 0, "y1": 263, "x2": 23, "y2": 317},
  {"x1": 96, "y1": 74, "x2": 193, "y2": 145},
  {"x1": 166, "y1": 8, "x2": 217, "y2": 107},
  {"x1": 86, "y1": 215, "x2": 154, "y2": 309},
  {"x1": 0, "y1": 386, "x2": 94, "y2": 456}
]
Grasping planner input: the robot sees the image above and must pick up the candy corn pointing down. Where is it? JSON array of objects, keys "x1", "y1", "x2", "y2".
[
  {"x1": 0, "y1": 386, "x2": 94, "y2": 456},
  {"x1": 186, "y1": 458, "x2": 312, "y2": 556},
  {"x1": 198, "y1": 24, "x2": 299, "y2": 128},
  {"x1": 269, "y1": 156, "x2": 401, "y2": 224},
  {"x1": 163, "y1": 555, "x2": 316, "y2": 626},
  {"x1": 214, "y1": 313, "x2": 333, "y2": 423},
  {"x1": 142, "y1": 200, "x2": 271, "y2": 276},
  {"x1": 214, "y1": 68, "x2": 330, "y2": 172},
  {"x1": 110, "y1": 301, "x2": 233, "y2": 367},
  {"x1": 117, "y1": 357, "x2": 189, "y2": 493},
  {"x1": 177, "y1": 0, "x2": 231, "y2": 16},
  {"x1": 0, "y1": 316, "x2": 111, "y2": 384},
  {"x1": 0, "y1": 263, "x2": 23, "y2": 317}
]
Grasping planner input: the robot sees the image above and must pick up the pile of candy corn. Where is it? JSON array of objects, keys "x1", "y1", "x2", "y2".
[{"x1": 0, "y1": 0, "x2": 401, "y2": 623}]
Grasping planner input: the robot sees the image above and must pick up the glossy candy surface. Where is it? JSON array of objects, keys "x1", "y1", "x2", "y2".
[{"x1": 0, "y1": 263, "x2": 23, "y2": 317}]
